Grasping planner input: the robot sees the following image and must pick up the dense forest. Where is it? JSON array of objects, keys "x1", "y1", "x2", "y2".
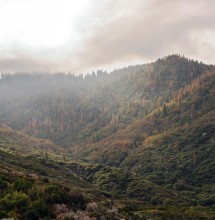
[{"x1": 0, "y1": 54, "x2": 215, "y2": 219}]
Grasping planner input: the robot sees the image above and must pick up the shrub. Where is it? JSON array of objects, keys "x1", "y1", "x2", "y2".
[
  {"x1": 13, "y1": 178, "x2": 32, "y2": 191},
  {"x1": 0, "y1": 211, "x2": 8, "y2": 218},
  {"x1": 67, "y1": 191, "x2": 87, "y2": 209},
  {"x1": 0, "y1": 180, "x2": 8, "y2": 190},
  {"x1": 150, "y1": 196, "x2": 162, "y2": 205},
  {"x1": 45, "y1": 185, "x2": 61, "y2": 195},
  {"x1": 33, "y1": 199, "x2": 49, "y2": 217},
  {"x1": 46, "y1": 193, "x2": 61, "y2": 205},
  {"x1": 199, "y1": 197, "x2": 215, "y2": 206},
  {"x1": 25, "y1": 208, "x2": 39, "y2": 220}
]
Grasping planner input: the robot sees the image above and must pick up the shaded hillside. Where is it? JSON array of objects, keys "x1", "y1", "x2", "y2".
[
  {"x1": 72, "y1": 65, "x2": 215, "y2": 207},
  {"x1": 0, "y1": 124, "x2": 181, "y2": 204},
  {"x1": 0, "y1": 127, "x2": 202, "y2": 219},
  {"x1": 0, "y1": 55, "x2": 211, "y2": 149},
  {"x1": 74, "y1": 67, "x2": 215, "y2": 165},
  {"x1": 122, "y1": 110, "x2": 215, "y2": 205},
  {"x1": 2, "y1": 148, "x2": 214, "y2": 219},
  {"x1": 0, "y1": 124, "x2": 63, "y2": 156},
  {"x1": 0, "y1": 148, "x2": 120, "y2": 220},
  {"x1": 0, "y1": 54, "x2": 215, "y2": 219}
]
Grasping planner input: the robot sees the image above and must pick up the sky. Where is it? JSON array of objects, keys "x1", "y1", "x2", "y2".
[{"x1": 0, "y1": 0, "x2": 215, "y2": 74}]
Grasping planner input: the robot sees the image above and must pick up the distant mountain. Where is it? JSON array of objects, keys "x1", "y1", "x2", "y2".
[
  {"x1": 0, "y1": 55, "x2": 212, "y2": 148},
  {"x1": 0, "y1": 54, "x2": 215, "y2": 218}
]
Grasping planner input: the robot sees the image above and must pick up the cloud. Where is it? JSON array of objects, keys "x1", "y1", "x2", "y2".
[
  {"x1": 72, "y1": 0, "x2": 215, "y2": 71},
  {"x1": 0, "y1": 57, "x2": 51, "y2": 72},
  {"x1": 0, "y1": 0, "x2": 215, "y2": 73}
]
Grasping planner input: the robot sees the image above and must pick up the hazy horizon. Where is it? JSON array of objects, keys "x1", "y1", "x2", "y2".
[{"x1": 0, "y1": 0, "x2": 215, "y2": 74}]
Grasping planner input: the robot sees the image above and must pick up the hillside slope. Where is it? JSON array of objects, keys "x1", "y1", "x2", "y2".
[
  {"x1": 0, "y1": 123, "x2": 63, "y2": 156},
  {"x1": 0, "y1": 54, "x2": 215, "y2": 218},
  {"x1": 0, "y1": 55, "x2": 211, "y2": 148},
  {"x1": 122, "y1": 110, "x2": 215, "y2": 204},
  {"x1": 0, "y1": 125, "x2": 203, "y2": 219},
  {"x1": 74, "y1": 67, "x2": 215, "y2": 165}
]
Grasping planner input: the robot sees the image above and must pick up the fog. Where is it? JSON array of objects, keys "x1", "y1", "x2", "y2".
[{"x1": 0, "y1": 0, "x2": 214, "y2": 73}]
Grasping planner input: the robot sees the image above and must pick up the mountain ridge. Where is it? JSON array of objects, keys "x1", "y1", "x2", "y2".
[{"x1": 0, "y1": 54, "x2": 215, "y2": 218}]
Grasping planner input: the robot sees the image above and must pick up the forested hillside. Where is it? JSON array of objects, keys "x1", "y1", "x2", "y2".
[
  {"x1": 1, "y1": 124, "x2": 202, "y2": 219},
  {"x1": 0, "y1": 55, "x2": 214, "y2": 160},
  {"x1": 0, "y1": 55, "x2": 211, "y2": 148},
  {"x1": 0, "y1": 54, "x2": 215, "y2": 219}
]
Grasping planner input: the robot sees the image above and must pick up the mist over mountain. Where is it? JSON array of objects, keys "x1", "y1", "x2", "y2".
[{"x1": 0, "y1": 54, "x2": 215, "y2": 219}]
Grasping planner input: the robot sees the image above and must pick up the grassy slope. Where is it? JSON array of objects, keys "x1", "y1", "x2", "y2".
[
  {"x1": 0, "y1": 123, "x2": 63, "y2": 155},
  {"x1": 0, "y1": 55, "x2": 215, "y2": 218},
  {"x1": 3, "y1": 125, "x2": 211, "y2": 219},
  {"x1": 1, "y1": 149, "x2": 215, "y2": 219}
]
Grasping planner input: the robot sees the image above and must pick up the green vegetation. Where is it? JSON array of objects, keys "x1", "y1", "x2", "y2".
[
  {"x1": 0, "y1": 54, "x2": 215, "y2": 219},
  {"x1": 0, "y1": 124, "x2": 63, "y2": 156},
  {"x1": 0, "y1": 164, "x2": 89, "y2": 219}
]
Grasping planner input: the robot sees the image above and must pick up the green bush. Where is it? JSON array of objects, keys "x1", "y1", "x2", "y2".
[
  {"x1": 33, "y1": 199, "x2": 49, "y2": 217},
  {"x1": 13, "y1": 178, "x2": 32, "y2": 191},
  {"x1": 0, "y1": 180, "x2": 8, "y2": 190},
  {"x1": 25, "y1": 208, "x2": 39, "y2": 220},
  {"x1": 0, "y1": 192, "x2": 30, "y2": 212},
  {"x1": 29, "y1": 188, "x2": 40, "y2": 201},
  {"x1": 150, "y1": 196, "x2": 162, "y2": 205},
  {"x1": 199, "y1": 197, "x2": 215, "y2": 206},
  {"x1": 0, "y1": 211, "x2": 8, "y2": 218},
  {"x1": 67, "y1": 191, "x2": 87, "y2": 209},
  {"x1": 46, "y1": 193, "x2": 61, "y2": 205},
  {"x1": 45, "y1": 184, "x2": 61, "y2": 195}
]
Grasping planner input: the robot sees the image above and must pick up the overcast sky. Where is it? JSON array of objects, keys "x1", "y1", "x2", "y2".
[{"x1": 0, "y1": 0, "x2": 214, "y2": 74}]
